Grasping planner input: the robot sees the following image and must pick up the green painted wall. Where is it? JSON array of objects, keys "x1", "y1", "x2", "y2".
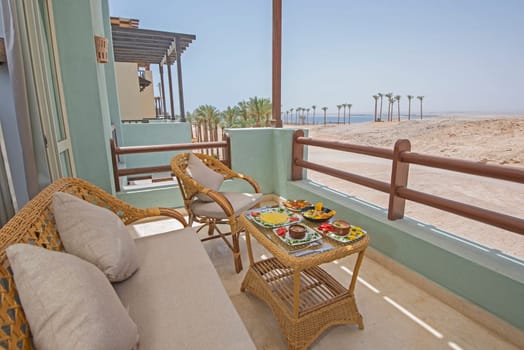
[
  {"x1": 51, "y1": 0, "x2": 114, "y2": 192},
  {"x1": 227, "y1": 128, "x2": 275, "y2": 193},
  {"x1": 101, "y1": 1, "x2": 123, "y2": 144},
  {"x1": 120, "y1": 122, "x2": 191, "y2": 168},
  {"x1": 226, "y1": 127, "x2": 300, "y2": 194}
]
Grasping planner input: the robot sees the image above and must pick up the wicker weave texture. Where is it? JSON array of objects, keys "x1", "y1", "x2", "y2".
[
  {"x1": 0, "y1": 177, "x2": 187, "y2": 349},
  {"x1": 171, "y1": 153, "x2": 261, "y2": 273},
  {"x1": 241, "y1": 259, "x2": 364, "y2": 350},
  {"x1": 240, "y1": 213, "x2": 368, "y2": 350},
  {"x1": 171, "y1": 152, "x2": 260, "y2": 208}
]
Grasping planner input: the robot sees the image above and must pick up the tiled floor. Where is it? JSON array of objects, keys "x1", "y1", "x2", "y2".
[{"x1": 131, "y1": 218, "x2": 521, "y2": 350}]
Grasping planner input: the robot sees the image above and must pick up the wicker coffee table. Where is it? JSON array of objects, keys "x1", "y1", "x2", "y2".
[{"x1": 240, "y1": 213, "x2": 369, "y2": 350}]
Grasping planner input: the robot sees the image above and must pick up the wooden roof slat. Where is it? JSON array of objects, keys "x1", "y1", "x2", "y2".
[
  {"x1": 112, "y1": 26, "x2": 196, "y2": 40},
  {"x1": 111, "y1": 25, "x2": 195, "y2": 64}
]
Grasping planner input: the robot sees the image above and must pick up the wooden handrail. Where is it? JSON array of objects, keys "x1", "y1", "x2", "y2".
[
  {"x1": 117, "y1": 165, "x2": 172, "y2": 176},
  {"x1": 291, "y1": 130, "x2": 524, "y2": 235},
  {"x1": 397, "y1": 187, "x2": 524, "y2": 234},
  {"x1": 110, "y1": 138, "x2": 230, "y2": 192},
  {"x1": 400, "y1": 152, "x2": 524, "y2": 184},
  {"x1": 115, "y1": 141, "x2": 228, "y2": 155},
  {"x1": 296, "y1": 137, "x2": 393, "y2": 159}
]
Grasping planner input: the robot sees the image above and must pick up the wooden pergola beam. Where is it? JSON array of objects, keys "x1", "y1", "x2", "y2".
[
  {"x1": 175, "y1": 38, "x2": 186, "y2": 122},
  {"x1": 111, "y1": 26, "x2": 195, "y2": 65},
  {"x1": 111, "y1": 25, "x2": 195, "y2": 121}
]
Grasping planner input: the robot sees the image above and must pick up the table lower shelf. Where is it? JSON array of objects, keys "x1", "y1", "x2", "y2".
[{"x1": 241, "y1": 257, "x2": 363, "y2": 350}]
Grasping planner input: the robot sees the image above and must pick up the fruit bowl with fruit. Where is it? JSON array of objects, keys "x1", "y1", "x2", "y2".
[{"x1": 301, "y1": 202, "x2": 336, "y2": 223}]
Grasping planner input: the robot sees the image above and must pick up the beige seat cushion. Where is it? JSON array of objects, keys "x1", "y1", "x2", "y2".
[
  {"x1": 113, "y1": 228, "x2": 256, "y2": 350},
  {"x1": 6, "y1": 244, "x2": 139, "y2": 350},
  {"x1": 53, "y1": 192, "x2": 139, "y2": 282},
  {"x1": 186, "y1": 153, "x2": 224, "y2": 202},
  {"x1": 191, "y1": 192, "x2": 263, "y2": 219}
]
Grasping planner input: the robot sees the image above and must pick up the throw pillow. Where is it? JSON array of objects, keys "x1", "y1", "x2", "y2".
[
  {"x1": 53, "y1": 192, "x2": 138, "y2": 282},
  {"x1": 6, "y1": 244, "x2": 139, "y2": 350},
  {"x1": 186, "y1": 153, "x2": 224, "y2": 202}
]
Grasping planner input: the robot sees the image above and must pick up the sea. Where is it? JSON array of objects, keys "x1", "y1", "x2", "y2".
[{"x1": 282, "y1": 113, "x2": 428, "y2": 125}]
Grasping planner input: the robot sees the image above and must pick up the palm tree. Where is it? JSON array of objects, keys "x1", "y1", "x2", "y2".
[
  {"x1": 321, "y1": 107, "x2": 328, "y2": 125},
  {"x1": 372, "y1": 95, "x2": 379, "y2": 122},
  {"x1": 218, "y1": 120, "x2": 227, "y2": 140},
  {"x1": 296, "y1": 107, "x2": 301, "y2": 124},
  {"x1": 194, "y1": 114, "x2": 204, "y2": 142},
  {"x1": 395, "y1": 95, "x2": 401, "y2": 122},
  {"x1": 222, "y1": 106, "x2": 237, "y2": 128},
  {"x1": 388, "y1": 96, "x2": 395, "y2": 122},
  {"x1": 210, "y1": 112, "x2": 221, "y2": 144},
  {"x1": 237, "y1": 100, "x2": 249, "y2": 121},
  {"x1": 342, "y1": 103, "x2": 347, "y2": 124},
  {"x1": 336, "y1": 104, "x2": 342, "y2": 124},
  {"x1": 385, "y1": 93, "x2": 393, "y2": 121},
  {"x1": 289, "y1": 108, "x2": 294, "y2": 124},
  {"x1": 300, "y1": 108, "x2": 306, "y2": 125},
  {"x1": 311, "y1": 105, "x2": 316, "y2": 125},
  {"x1": 347, "y1": 104, "x2": 352, "y2": 124},
  {"x1": 306, "y1": 108, "x2": 310, "y2": 124},
  {"x1": 406, "y1": 95, "x2": 414, "y2": 120},
  {"x1": 195, "y1": 105, "x2": 221, "y2": 150},
  {"x1": 378, "y1": 93, "x2": 384, "y2": 121},
  {"x1": 248, "y1": 97, "x2": 272, "y2": 127},
  {"x1": 417, "y1": 96, "x2": 424, "y2": 119}
]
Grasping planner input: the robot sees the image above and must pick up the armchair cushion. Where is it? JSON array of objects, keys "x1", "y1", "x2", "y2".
[
  {"x1": 186, "y1": 153, "x2": 224, "y2": 202},
  {"x1": 53, "y1": 192, "x2": 139, "y2": 282},
  {"x1": 191, "y1": 192, "x2": 263, "y2": 219},
  {"x1": 6, "y1": 244, "x2": 139, "y2": 350}
]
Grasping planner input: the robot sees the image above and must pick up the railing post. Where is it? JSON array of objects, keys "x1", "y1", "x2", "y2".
[
  {"x1": 388, "y1": 139, "x2": 411, "y2": 220},
  {"x1": 224, "y1": 133, "x2": 232, "y2": 168},
  {"x1": 109, "y1": 138, "x2": 121, "y2": 192},
  {"x1": 292, "y1": 129, "x2": 305, "y2": 180}
]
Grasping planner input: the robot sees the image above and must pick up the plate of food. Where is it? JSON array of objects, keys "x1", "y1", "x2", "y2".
[
  {"x1": 248, "y1": 207, "x2": 302, "y2": 228},
  {"x1": 282, "y1": 199, "x2": 312, "y2": 212},
  {"x1": 272, "y1": 224, "x2": 322, "y2": 246},
  {"x1": 301, "y1": 202, "x2": 336, "y2": 223},
  {"x1": 324, "y1": 225, "x2": 367, "y2": 244}
]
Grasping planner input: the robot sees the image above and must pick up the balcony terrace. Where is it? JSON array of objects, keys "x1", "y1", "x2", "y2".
[
  {"x1": 113, "y1": 124, "x2": 523, "y2": 349},
  {"x1": 1, "y1": 1, "x2": 522, "y2": 348}
]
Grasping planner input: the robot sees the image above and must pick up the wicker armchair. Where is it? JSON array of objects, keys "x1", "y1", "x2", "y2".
[
  {"x1": 0, "y1": 177, "x2": 187, "y2": 349},
  {"x1": 171, "y1": 153, "x2": 262, "y2": 273}
]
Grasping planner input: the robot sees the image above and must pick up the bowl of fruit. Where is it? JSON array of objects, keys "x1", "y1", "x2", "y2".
[{"x1": 301, "y1": 202, "x2": 336, "y2": 223}]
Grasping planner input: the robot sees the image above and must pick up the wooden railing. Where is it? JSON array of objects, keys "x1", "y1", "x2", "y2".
[
  {"x1": 110, "y1": 135, "x2": 231, "y2": 192},
  {"x1": 291, "y1": 129, "x2": 524, "y2": 235}
]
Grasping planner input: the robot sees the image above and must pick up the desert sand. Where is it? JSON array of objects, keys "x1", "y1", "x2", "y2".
[{"x1": 293, "y1": 115, "x2": 524, "y2": 259}]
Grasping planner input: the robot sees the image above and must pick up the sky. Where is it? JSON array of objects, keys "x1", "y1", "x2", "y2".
[{"x1": 109, "y1": 0, "x2": 524, "y2": 115}]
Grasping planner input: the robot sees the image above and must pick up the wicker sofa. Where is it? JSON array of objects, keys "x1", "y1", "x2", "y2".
[{"x1": 0, "y1": 177, "x2": 255, "y2": 349}]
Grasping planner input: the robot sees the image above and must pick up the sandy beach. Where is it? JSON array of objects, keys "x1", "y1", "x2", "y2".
[{"x1": 292, "y1": 115, "x2": 524, "y2": 259}]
